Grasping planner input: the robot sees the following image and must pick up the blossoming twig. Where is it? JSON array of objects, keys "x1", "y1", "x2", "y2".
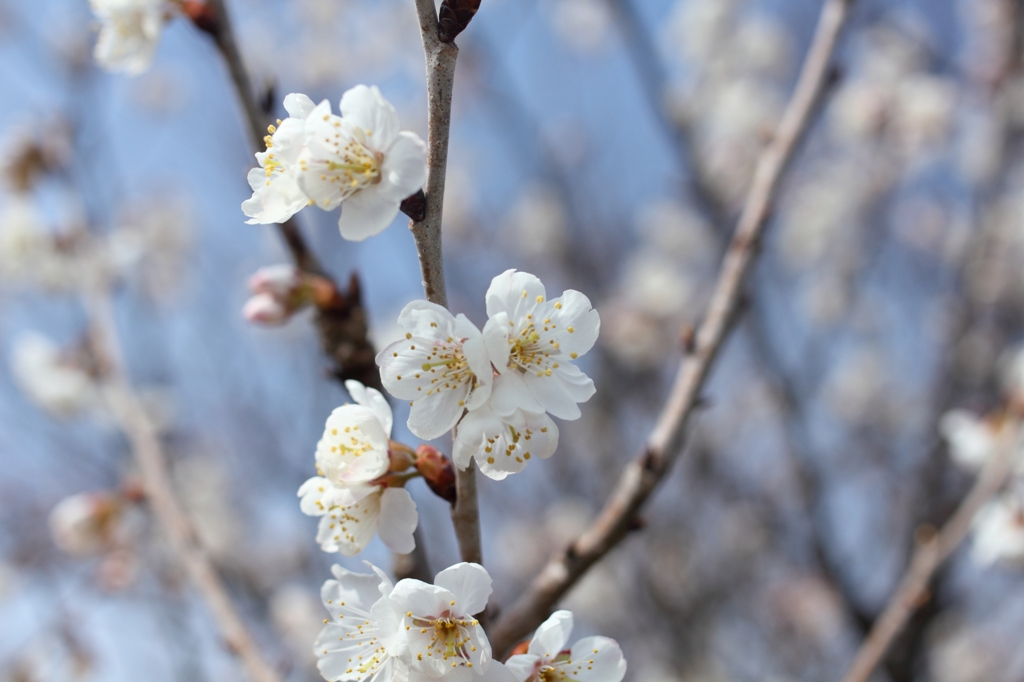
[
  {"x1": 838, "y1": 425, "x2": 1022, "y2": 682},
  {"x1": 411, "y1": 0, "x2": 483, "y2": 567},
  {"x1": 488, "y1": 0, "x2": 856, "y2": 655},
  {"x1": 85, "y1": 288, "x2": 281, "y2": 682}
]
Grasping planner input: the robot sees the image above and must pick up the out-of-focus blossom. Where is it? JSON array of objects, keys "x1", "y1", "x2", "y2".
[
  {"x1": 89, "y1": 0, "x2": 171, "y2": 75},
  {"x1": 549, "y1": 0, "x2": 612, "y2": 53},
  {"x1": 502, "y1": 185, "x2": 567, "y2": 259},
  {"x1": 506, "y1": 610, "x2": 627, "y2": 682},
  {"x1": 972, "y1": 492, "x2": 1024, "y2": 565},
  {"x1": 10, "y1": 332, "x2": 96, "y2": 416},
  {"x1": 453, "y1": 403, "x2": 559, "y2": 480},
  {"x1": 940, "y1": 409, "x2": 1001, "y2": 472},
  {"x1": 484, "y1": 269, "x2": 599, "y2": 421},
  {"x1": 298, "y1": 86, "x2": 426, "y2": 241},
  {"x1": 270, "y1": 584, "x2": 323, "y2": 668},
  {"x1": 892, "y1": 75, "x2": 957, "y2": 152},
  {"x1": 242, "y1": 264, "x2": 307, "y2": 326},
  {"x1": 378, "y1": 301, "x2": 494, "y2": 440},
  {"x1": 173, "y1": 457, "x2": 242, "y2": 562},
  {"x1": 298, "y1": 381, "x2": 418, "y2": 556},
  {"x1": 49, "y1": 492, "x2": 123, "y2": 556}
]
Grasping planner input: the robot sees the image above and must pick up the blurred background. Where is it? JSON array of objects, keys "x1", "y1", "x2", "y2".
[{"x1": 2, "y1": 0, "x2": 1024, "y2": 680}]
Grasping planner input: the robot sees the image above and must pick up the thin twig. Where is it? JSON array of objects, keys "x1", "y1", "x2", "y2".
[
  {"x1": 488, "y1": 0, "x2": 855, "y2": 655},
  {"x1": 86, "y1": 288, "x2": 281, "y2": 682},
  {"x1": 410, "y1": 0, "x2": 483, "y2": 567},
  {"x1": 838, "y1": 427, "x2": 1020, "y2": 682}
]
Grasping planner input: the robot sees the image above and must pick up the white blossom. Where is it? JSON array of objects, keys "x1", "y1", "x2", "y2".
[
  {"x1": 939, "y1": 409, "x2": 999, "y2": 473},
  {"x1": 243, "y1": 94, "x2": 319, "y2": 225},
  {"x1": 505, "y1": 610, "x2": 626, "y2": 682},
  {"x1": 296, "y1": 85, "x2": 427, "y2": 241},
  {"x1": 377, "y1": 301, "x2": 495, "y2": 441},
  {"x1": 10, "y1": 332, "x2": 95, "y2": 416},
  {"x1": 89, "y1": 0, "x2": 169, "y2": 75},
  {"x1": 483, "y1": 270, "x2": 599, "y2": 421},
  {"x1": 971, "y1": 493, "x2": 1024, "y2": 566},
  {"x1": 315, "y1": 562, "x2": 401, "y2": 682},
  {"x1": 298, "y1": 381, "x2": 418, "y2": 556},
  {"x1": 452, "y1": 402, "x2": 558, "y2": 481},
  {"x1": 49, "y1": 492, "x2": 122, "y2": 556}
]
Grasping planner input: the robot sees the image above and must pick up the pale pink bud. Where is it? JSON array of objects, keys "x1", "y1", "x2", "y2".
[
  {"x1": 248, "y1": 264, "x2": 302, "y2": 298},
  {"x1": 242, "y1": 292, "x2": 290, "y2": 325}
]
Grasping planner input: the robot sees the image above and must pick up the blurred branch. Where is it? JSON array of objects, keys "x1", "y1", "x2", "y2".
[
  {"x1": 604, "y1": 0, "x2": 731, "y2": 228},
  {"x1": 838, "y1": 425, "x2": 1021, "y2": 682},
  {"x1": 85, "y1": 287, "x2": 281, "y2": 682},
  {"x1": 489, "y1": 0, "x2": 855, "y2": 655},
  {"x1": 411, "y1": 0, "x2": 482, "y2": 567}
]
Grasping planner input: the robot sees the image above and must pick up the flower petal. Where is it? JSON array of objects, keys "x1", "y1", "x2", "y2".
[
  {"x1": 377, "y1": 487, "x2": 418, "y2": 555},
  {"x1": 433, "y1": 562, "x2": 492, "y2": 616},
  {"x1": 379, "y1": 131, "x2": 428, "y2": 201},
  {"x1": 485, "y1": 269, "x2": 546, "y2": 320},
  {"x1": 340, "y1": 85, "x2": 400, "y2": 150},
  {"x1": 505, "y1": 654, "x2": 541, "y2": 682},
  {"x1": 345, "y1": 380, "x2": 393, "y2": 438},
  {"x1": 337, "y1": 188, "x2": 401, "y2": 242},
  {"x1": 549, "y1": 289, "x2": 600, "y2": 359},
  {"x1": 315, "y1": 488, "x2": 382, "y2": 556},
  {"x1": 527, "y1": 610, "x2": 573, "y2": 659},
  {"x1": 490, "y1": 372, "x2": 544, "y2": 416},
  {"x1": 283, "y1": 92, "x2": 317, "y2": 119},
  {"x1": 565, "y1": 636, "x2": 627, "y2": 682}
]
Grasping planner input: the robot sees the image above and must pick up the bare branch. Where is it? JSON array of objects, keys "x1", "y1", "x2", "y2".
[
  {"x1": 838, "y1": 427, "x2": 1020, "y2": 682},
  {"x1": 86, "y1": 288, "x2": 281, "y2": 682},
  {"x1": 411, "y1": 0, "x2": 482, "y2": 566},
  {"x1": 488, "y1": 0, "x2": 855, "y2": 655}
]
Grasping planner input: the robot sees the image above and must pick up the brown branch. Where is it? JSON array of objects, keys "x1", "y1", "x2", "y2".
[
  {"x1": 86, "y1": 288, "x2": 281, "y2": 682},
  {"x1": 838, "y1": 427, "x2": 1020, "y2": 682},
  {"x1": 488, "y1": 0, "x2": 855, "y2": 655},
  {"x1": 411, "y1": 0, "x2": 482, "y2": 567}
]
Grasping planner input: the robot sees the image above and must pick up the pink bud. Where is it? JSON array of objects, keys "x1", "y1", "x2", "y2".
[
  {"x1": 242, "y1": 292, "x2": 290, "y2": 325},
  {"x1": 248, "y1": 264, "x2": 302, "y2": 297}
]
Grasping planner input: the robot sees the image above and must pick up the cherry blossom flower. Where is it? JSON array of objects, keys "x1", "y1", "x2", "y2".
[
  {"x1": 940, "y1": 409, "x2": 999, "y2": 473},
  {"x1": 243, "y1": 94, "x2": 319, "y2": 225},
  {"x1": 242, "y1": 264, "x2": 306, "y2": 326},
  {"x1": 49, "y1": 492, "x2": 123, "y2": 556},
  {"x1": 377, "y1": 301, "x2": 495, "y2": 441},
  {"x1": 315, "y1": 562, "x2": 401, "y2": 682},
  {"x1": 452, "y1": 402, "x2": 558, "y2": 481},
  {"x1": 483, "y1": 270, "x2": 600, "y2": 421},
  {"x1": 971, "y1": 492, "x2": 1024, "y2": 566},
  {"x1": 11, "y1": 332, "x2": 96, "y2": 416},
  {"x1": 298, "y1": 381, "x2": 418, "y2": 556},
  {"x1": 89, "y1": 0, "x2": 169, "y2": 75},
  {"x1": 296, "y1": 85, "x2": 427, "y2": 241},
  {"x1": 505, "y1": 610, "x2": 626, "y2": 682},
  {"x1": 383, "y1": 563, "x2": 495, "y2": 678}
]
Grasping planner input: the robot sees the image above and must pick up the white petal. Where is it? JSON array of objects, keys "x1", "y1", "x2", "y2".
[
  {"x1": 242, "y1": 170, "x2": 309, "y2": 225},
  {"x1": 485, "y1": 269, "x2": 546, "y2": 320},
  {"x1": 505, "y1": 654, "x2": 541, "y2": 682},
  {"x1": 377, "y1": 488, "x2": 418, "y2": 555},
  {"x1": 396, "y1": 299, "x2": 459, "y2": 338},
  {"x1": 298, "y1": 476, "x2": 358, "y2": 516},
  {"x1": 323, "y1": 564, "x2": 383, "y2": 616},
  {"x1": 337, "y1": 188, "x2": 401, "y2": 242},
  {"x1": 340, "y1": 85, "x2": 400, "y2": 150},
  {"x1": 452, "y1": 406, "x2": 503, "y2": 471},
  {"x1": 527, "y1": 610, "x2": 573, "y2": 659},
  {"x1": 406, "y1": 381, "x2": 470, "y2": 440},
  {"x1": 564, "y1": 636, "x2": 627, "y2": 682},
  {"x1": 316, "y1": 404, "x2": 391, "y2": 486},
  {"x1": 315, "y1": 488, "x2": 382, "y2": 556},
  {"x1": 482, "y1": 314, "x2": 513, "y2": 371},
  {"x1": 379, "y1": 132, "x2": 428, "y2": 201},
  {"x1": 522, "y1": 364, "x2": 595, "y2": 421},
  {"x1": 345, "y1": 380, "x2": 393, "y2": 438},
  {"x1": 490, "y1": 372, "x2": 544, "y2": 416},
  {"x1": 433, "y1": 562, "x2": 492, "y2": 616},
  {"x1": 549, "y1": 290, "x2": 600, "y2": 359},
  {"x1": 283, "y1": 93, "x2": 317, "y2": 119}
]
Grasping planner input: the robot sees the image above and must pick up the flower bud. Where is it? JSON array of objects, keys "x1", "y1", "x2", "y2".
[
  {"x1": 49, "y1": 491, "x2": 122, "y2": 557},
  {"x1": 415, "y1": 444, "x2": 457, "y2": 504},
  {"x1": 388, "y1": 440, "x2": 417, "y2": 472},
  {"x1": 242, "y1": 292, "x2": 290, "y2": 325},
  {"x1": 248, "y1": 264, "x2": 302, "y2": 298}
]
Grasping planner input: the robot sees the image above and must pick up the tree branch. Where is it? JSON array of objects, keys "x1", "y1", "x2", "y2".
[
  {"x1": 86, "y1": 288, "x2": 281, "y2": 682},
  {"x1": 488, "y1": 0, "x2": 855, "y2": 655},
  {"x1": 838, "y1": 426, "x2": 1020, "y2": 682},
  {"x1": 410, "y1": 0, "x2": 482, "y2": 567}
]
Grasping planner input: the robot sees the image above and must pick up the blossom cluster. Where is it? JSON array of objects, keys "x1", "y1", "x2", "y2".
[
  {"x1": 242, "y1": 87, "x2": 427, "y2": 242},
  {"x1": 314, "y1": 561, "x2": 625, "y2": 682},
  {"x1": 378, "y1": 269, "x2": 599, "y2": 481}
]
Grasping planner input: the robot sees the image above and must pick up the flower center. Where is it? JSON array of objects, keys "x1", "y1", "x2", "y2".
[
  {"x1": 420, "y1": 342, "x2": 475, "y2": 397},
  {"x1": 538, "y1": 665, "x2": 568, "y2": 682},
  {"x1": 509, "y1": 317, "x2": 559, "y2": 377},
  {"x1": 412, "y1": 614, "x2": 478, "y2": 665}
]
